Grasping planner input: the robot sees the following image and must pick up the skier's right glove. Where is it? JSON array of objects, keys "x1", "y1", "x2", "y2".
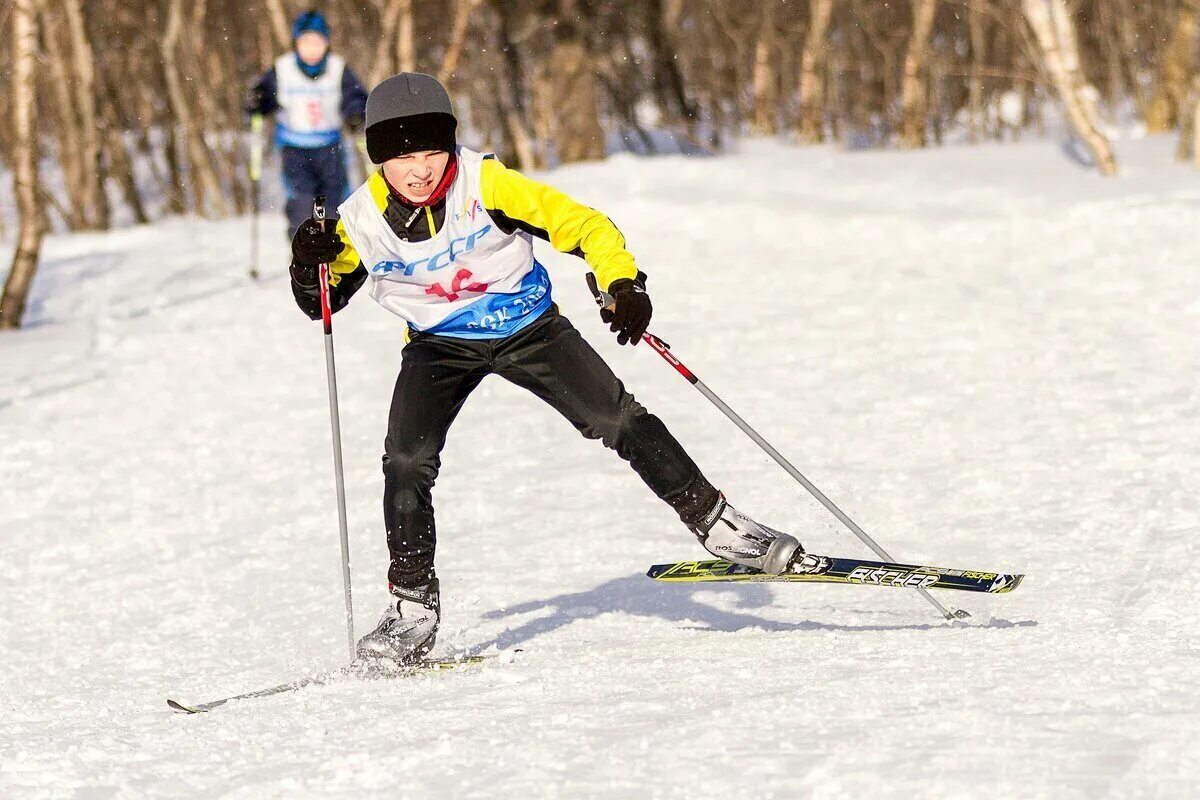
[
  {"x1": 602, "y1": 274, "x2": 652, "y2": 346},
  {"x1": 290, "y1": 218, "x2": 345, "y2": 286}
]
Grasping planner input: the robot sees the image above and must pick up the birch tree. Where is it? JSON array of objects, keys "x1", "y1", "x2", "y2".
[
  {"x1": 160, "y1": 0, "x2": 231, "y2": 215},
  {"x1": 900, "y1": 0, "x2": 938, "y2": 148},
  {"x1": 798, "y1": 0, "x2": 834, "y2": 143},
  {"x1": 1021, "y1": 0, "x2": 1117, "y2": 175},
  {"x1": 1, "y1": 0, "x2": 46, "y2": 330},
  {"x1": 751, "y1": 0, "x2": 779, "y2": 135}
]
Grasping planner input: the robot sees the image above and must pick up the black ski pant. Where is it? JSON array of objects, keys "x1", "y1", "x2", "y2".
[
  {"x1": 382, "y1": 305, "x2": 719, "y2": 589},
  {"x1": 281, "y1": 143, "x2": 348, "y2": 235}
]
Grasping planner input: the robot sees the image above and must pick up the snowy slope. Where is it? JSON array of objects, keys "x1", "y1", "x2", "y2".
[{"x1": 2, "y1": 137, "x2": 1198, "y2": 798}]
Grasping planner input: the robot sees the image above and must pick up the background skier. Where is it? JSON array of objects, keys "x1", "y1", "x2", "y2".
[
  {"x1": 244, "y1": 9, "x2": 368, "y2": 234},
  {"x1": 287, "y1": 73, "x2": 805, "y2": 664}
]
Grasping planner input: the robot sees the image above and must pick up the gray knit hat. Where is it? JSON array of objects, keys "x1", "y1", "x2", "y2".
[{"x1": 365, "y1": 73, "x2": 457, "y2": 164}]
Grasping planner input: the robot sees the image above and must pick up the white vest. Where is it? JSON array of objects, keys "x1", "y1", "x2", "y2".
[
  {"x1": 337, "y1": 148, "x2": 552, "y2": 338},
  {"x1": 274, "y1": 53, "x2": 345, "y2": 148}
]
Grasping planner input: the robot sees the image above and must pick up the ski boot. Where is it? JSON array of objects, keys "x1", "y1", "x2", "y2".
[
  {"x1": 689, "y1": 494, "x2": 804, "y2": 574},
  {"x1": 356, "y1": 577, "x2": 440, "y2": 666}
]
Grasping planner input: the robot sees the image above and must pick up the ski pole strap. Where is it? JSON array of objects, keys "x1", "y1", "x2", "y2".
[
  {"x1": 584, "y1": 272, "x2": 613, "y2": 311},
  {"x1": 314, "y1": 195, "x2": 333, "y2": 334}
]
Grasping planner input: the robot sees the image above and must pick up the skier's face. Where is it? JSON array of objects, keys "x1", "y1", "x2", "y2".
[
  {"x1": 295, "y1": 32, "x2": 329, "y2": 66},
  {"x1": 382, "y1": 151, "x2": 451, "y2": 203}
]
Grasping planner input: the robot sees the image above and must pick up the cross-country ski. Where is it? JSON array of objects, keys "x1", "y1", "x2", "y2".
[
  {"x1": 648, "y1": 555, "x2": 1024, "y2": 594},
  {"x1": 167, "y1": 655, "x2": 497, "y2": 714}
]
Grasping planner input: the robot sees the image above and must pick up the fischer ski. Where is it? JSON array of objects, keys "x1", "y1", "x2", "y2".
[
  {"x1": 648, "y1": 554, "x2": 1023, "y2": 594},
  {"x1": 167, "y1": 654, "x2": 496, "y2": 714}
]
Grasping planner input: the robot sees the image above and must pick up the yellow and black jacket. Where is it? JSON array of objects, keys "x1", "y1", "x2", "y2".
[{"x1": 292, "y1": 156, "x2": 643, "y2": 326}]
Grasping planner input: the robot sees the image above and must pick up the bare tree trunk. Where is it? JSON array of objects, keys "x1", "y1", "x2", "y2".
[
  {"x1": 1183, "y1": 75, "x2": 1200, "y2": 165},
  {"x1": 751, "y1": 0, "x2": 778, "y2": 135},
  {"x1": 548, "y1": 0, "x2": 605, "y2": 164},
  {"x1": 798, "y1": 0, "x2": 833, "y2": 143},
  {"x1": 1146, "y1": 0, "x2": 1198, "y2": 133},
  {"x1": 531, "y1": 62, "x2": 555, "y2": 168},
  {"x1": 439, "y1": 0, "x2": 481, "y2": 85},
  {"x1": 1022, "y1": 0, "x2": 1117, "y2": 175},
  {"x1": 796, "y1": 0, "x2": 835, "y2": 143},
  {"x1": 488, "y1": 0, "x2": 537, "y2": 168},
  {"x1": 62, "y1": 0, "x2": 109, "y2": 228},
  {"x1": 2, "y1": 0, "x2": 46, "y2": 330},
  {"x1": 40, "y1": 9, "x2": 86, "y2": 230},
  {"x1": 256, "y1": 10, "x2": 274, "y2": 68},
  {"x1": 160, "y1": 0, "x2": 230, "y2": 216},
  {"x1": 967, "y1": 0, "x2": 986, "y2": 143},
  {"x1": 263, "y1": 0, "x2": 292, "y2": 53},
  {"x1": 646, "y1": 0, "x2": 698, "y2": 137},
  {"x1": 1106, "y1": 0, "x2": 1150, "y2": 123},
  {"x1": 397, "y1": 0, "x2": 416, "y2": 73},
  {"x1": 900, "y1": 0, "x2": 937, "y2": 148},
  {"x1": 196, "y1": 45, "x2": 244, "y2": 212},
  {"x1": 107, "y1": 126, "x2": 149, "y2": 225},
  {"x1": 98, "y1": 60, "x2": 150, "y2": 225},
  {"x1": 370, "y1": 0, "x2": 403, "y2": 86},
  {"x1": 1194, "y1": 82, "x2": 1200, "y2": 168}
]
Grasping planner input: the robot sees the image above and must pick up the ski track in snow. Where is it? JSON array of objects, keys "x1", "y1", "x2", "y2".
[{"x1": 1, "y1": 137, "x2": 1198, "y2": 798}]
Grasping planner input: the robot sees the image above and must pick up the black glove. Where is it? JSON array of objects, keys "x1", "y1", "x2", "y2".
[
  {"x1": 601, "y1": 275, "x2": 652, "y2": 346},
  {"x1": 290, "y1": 217, "x2": 345, "y2": 285},
  {"x1": 243, "y1": 85, "x2": 265, "y2": 117}
]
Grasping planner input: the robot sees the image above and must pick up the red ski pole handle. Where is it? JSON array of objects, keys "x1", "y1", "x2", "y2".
[
  {"x1": 642, "y1": 331, "x2": 697, "y2": 384},
  {"x1": 313, "y1": 195, "x2": 333, "y2": 334}
]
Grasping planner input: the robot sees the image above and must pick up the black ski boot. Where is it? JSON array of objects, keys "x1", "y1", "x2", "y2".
[
  {"x1": 356, "y1": 577, "x2": 440, "y2": 665},
  {"x1": 689, "y1": 494, "x2": 804, "y2": 574}
]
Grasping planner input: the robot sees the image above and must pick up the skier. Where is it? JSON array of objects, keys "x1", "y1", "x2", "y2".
[
  {"x1": 287, "y1": 73, "x2": 805, "y2": 664},
  {"x1": 244, "y1": 9, "x2": 368, "y2": 234}
]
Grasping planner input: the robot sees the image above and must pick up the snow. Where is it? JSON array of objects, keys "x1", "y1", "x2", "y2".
[{"x1": 2, "y1": 136, "x2": 1198, "y2": 798}]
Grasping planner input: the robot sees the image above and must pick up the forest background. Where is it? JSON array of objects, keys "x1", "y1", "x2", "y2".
[{"x1": 2, "y1": 0, "x2": 1199, "y2": 326}]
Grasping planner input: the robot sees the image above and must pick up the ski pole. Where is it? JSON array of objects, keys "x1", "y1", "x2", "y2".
[
  {"x1": 248, "y1": 114, "x2": 264, "y2": 280},
  {"x1": 586, "y1": 275, "x2": 967, "y2": 621},
  {"x1": 314, "y1": 195, "x2": 357, "y2": 656}
]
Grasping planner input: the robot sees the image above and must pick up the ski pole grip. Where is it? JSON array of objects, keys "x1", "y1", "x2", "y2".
[
  {"x1": 249, "y1": 114, "x2": 264, "y2": 182},
  {"x1": 313, "y1": 194, "x2": 327, "y2": 230},
  {"x1": 313, "y1": 195, "x2": 333, "y2": 333}
]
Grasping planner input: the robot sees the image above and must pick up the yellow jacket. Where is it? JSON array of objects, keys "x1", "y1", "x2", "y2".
[{"x1": 325, "y1": 157, "x2": 639, "y2": 294}]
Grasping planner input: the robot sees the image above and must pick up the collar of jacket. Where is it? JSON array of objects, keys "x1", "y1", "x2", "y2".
[{"x1": 294, "y1": 51, "x2": 329, "y2": 79}]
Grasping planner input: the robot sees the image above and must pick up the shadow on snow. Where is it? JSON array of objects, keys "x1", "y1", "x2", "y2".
[{"x1": 471, "y1": 573, "x2": 1037, "y2": 652}]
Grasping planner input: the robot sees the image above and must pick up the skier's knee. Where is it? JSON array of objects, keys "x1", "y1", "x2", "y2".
[
  {"x1": 381, "y1": 445, "x2": 440, "y2": 487},
  {"x1": 588, "y1": 397, "x2": 650, "y2": 450}
]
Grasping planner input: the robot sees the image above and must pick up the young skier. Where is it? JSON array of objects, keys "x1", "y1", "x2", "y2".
[
  {"x1": 244, "y1": 10, "x2": 368, "y2": 233},
  {"x1": 288, "y1": 73, "x2": 806, "y2": 663}
]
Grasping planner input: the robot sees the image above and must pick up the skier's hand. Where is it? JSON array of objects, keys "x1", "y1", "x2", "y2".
[
  {"x1": 601, "y1": 276, "x2": 652, "y2": 346},
  {"x1": 243, "y1": 85, "x2": 265, "y2": 117},
  {"x1": 291, "y1": 218, "x2": 345, "y2": 281}
]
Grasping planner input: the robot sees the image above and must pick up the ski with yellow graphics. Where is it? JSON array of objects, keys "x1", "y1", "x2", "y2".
[{"x1": 648, "y1": 555, "x2": 1023, "y2": 594}]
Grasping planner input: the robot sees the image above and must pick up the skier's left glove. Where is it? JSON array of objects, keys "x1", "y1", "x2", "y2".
[
  {"x1": 601, "y1": 273, "x2": 652, "y2": 346},
  {"x1": 243, "y1": 85, "x2": 266, "y2": 117},
  {"x1": 290, "y1": 217, "x2": 345, "y2": 286}
]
